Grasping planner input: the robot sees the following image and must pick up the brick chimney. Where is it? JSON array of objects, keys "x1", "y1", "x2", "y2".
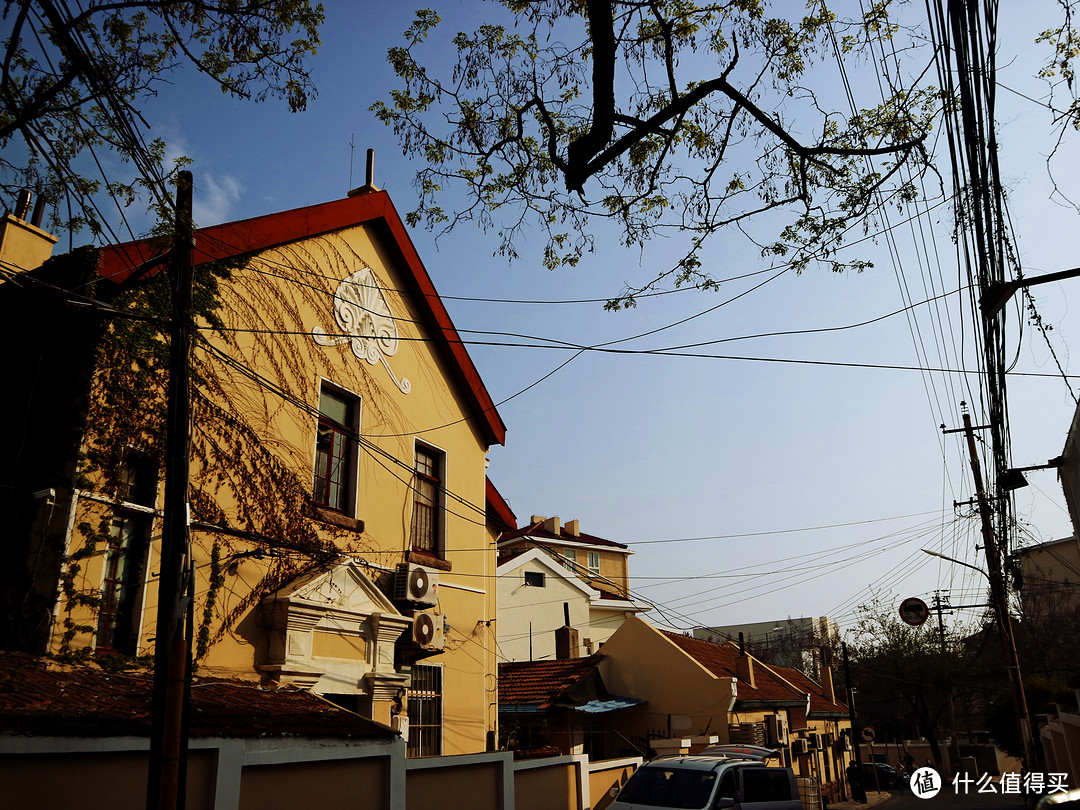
[
  {"x1": 543, "y1": 516, "x2": 561, "y2": 535},
  {"x1": 820, "y1": 652, "x2": 836, "y2": 705},
  {"x1": 555, "y1": 602, "x2": 579, "y2": 659},
  {"x1": 0, "y1": 191, "x2": 57, "y2": 274},
  {"x1": 735, "y1": 633, "x2": 756, "y2": 689}
]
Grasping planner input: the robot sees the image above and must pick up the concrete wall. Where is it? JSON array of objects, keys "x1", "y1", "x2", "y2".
[
  {"x1": 498, "y1": 551, "x2": 596, "y2": 661},
  {"x1": 0, "y1": 735, "x2": 637, "y2": 810}
]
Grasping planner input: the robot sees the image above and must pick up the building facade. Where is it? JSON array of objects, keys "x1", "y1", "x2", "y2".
[{"x1": 0, "y1": 186, "x2": 506, "y2": 756}]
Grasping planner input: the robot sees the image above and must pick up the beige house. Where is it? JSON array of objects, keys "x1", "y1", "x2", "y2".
[
  {"x1": 597, "y1": 618, "x2": 853, "y2": 793},
  {"x1": 0, "y1": 185, "x2": 506, "y2": 757},
  {"x1": 496, "y1": 516, "x2": 649, "y2": 661}
]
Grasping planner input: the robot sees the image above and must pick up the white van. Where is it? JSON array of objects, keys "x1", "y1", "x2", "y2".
[{"x1": 608, "y1": 753, "x2": 801, "y2": 810}]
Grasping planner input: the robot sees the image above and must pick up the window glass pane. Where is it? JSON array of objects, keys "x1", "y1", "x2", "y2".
[
  {"x1": 314, "y1": 387, "x2": 356, "y2": 513},
  {"x1": 98, "y1": 513, "x2": 149, "y2": 653},
  {"x1": 319, "y1": 389, "x2": 349, "y2": 426}
]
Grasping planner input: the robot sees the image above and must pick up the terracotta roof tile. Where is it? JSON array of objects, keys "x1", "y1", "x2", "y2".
[
  {"x1": 660, "y1": 632, "x2": 804, "y2": 705},
  {"x1": 498, "y1": 655, "x2": 604, "y2": 710},
  {"x1": 768, "y1": 664, "x2": 848, "y2": 715},
  {"x1": 0, "y1": 652, "x2": 396, "y2": 740}
]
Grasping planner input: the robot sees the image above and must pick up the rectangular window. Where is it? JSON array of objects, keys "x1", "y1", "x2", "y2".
[
  {"x1": 524, "y1": 570, "x2": 545, "y2": 587},
  {"x1": 313, "y1": 386, "x2": 357, "y2": 514},
  {"x1": 587, "y1": 551, "x2": 600, "y2": 574},
  {"x1": 407, "y1": 664, "x2": 442, "y2": 757},
  {"x1": 97, "y1": 452, "x2": 156, "y2": 654},
  {"x1": 563, "y1": 548, "x2": 577, "y2": 572},
  {"x1": 410, "y1": 445, "x2": 442, "y2": 555}
]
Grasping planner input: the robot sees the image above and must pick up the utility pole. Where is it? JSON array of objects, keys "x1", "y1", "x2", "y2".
[
  {"x1": 931, "y1": 592, "x2": 963, "y2": 773},
  {"x1": 842, "y1": 642, "x2": 866, "y2": 804},
  {"x1": 146, "y1": 171, "x2": 195, "y2": 810},
  {"x1": 958, "y1": 404, "x2": 1035, "y2": 769}
]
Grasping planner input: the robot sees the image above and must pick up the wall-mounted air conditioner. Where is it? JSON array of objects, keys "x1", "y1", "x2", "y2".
[
  {"x1": 395, "y1": 563, "x2": 439, "y2": 607},
  {"x1": 765, "y1": 713, "x2": 789, "y2": 747},
  {"x1": 412, "y1": 612, "x2": 446, "y2": 650},
  {"x1": 790, "y1": 738, "x2": 808, "y2": 755}
]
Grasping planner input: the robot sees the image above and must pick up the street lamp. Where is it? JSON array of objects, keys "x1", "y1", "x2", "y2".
[
  {"x1": 997, "y1": 457, "x2": 1063, "y2": 493},
  {"x1": 920, "y1": 549, "x2": 988, "y2": 580}
]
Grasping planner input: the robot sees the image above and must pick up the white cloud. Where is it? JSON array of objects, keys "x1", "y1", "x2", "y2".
[{"x1": 193, "y1": 174, "x2": 244, "y2": 226}]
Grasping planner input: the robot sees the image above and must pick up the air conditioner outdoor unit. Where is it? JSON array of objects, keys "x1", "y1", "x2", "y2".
[
  {"x1": 790, "y1": 738, "x2": 808, "y2": 756},
  {"x1": 808, "y1": 733, "x2": 820, "y2": 750},
  {"x1": 412, "y1": 612, "x2": 446, "y2": 650},
  {"x1": 395, "y1": 563, "x2": 439, "y2": 606},
  {"x1": 764, "y1": 713, "x2": 789, "y2": 747}
]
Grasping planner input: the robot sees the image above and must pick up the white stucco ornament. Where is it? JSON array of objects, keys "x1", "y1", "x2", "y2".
[{"x1": 313, "y1": 267, "x2": 411, "y2": 394}]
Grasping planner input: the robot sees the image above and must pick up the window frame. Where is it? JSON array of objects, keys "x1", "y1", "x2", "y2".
[
  {"x1": 96, "y1": 451, "x2": 157, "y2": 654},
  {"x1": 562, "y1": 547, "x2": 577, "y2": 572},
  {"x1": 312, "y1": 382, "x2": 361, "y2": 516},
  {"x1": 587, "y1": 550, "x2": 601, "y2": 574},
  {"x1": 407, "y1": 663, "x2": 443, "y2": 757},
  {"x1": 524, "y1": 570, "x2": 545, "y2": 588},
  {"x1": 410, "y1": 441, "x2": 445, "y2": 557}
]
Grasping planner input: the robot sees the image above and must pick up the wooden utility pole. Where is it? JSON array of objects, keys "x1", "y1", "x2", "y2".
[
  {"x1": 959, "y1": 405, "x2": 1035, "y2": 768},
  {"x1": 146, "y1": 171, "x2": 195, "y2": 810}
]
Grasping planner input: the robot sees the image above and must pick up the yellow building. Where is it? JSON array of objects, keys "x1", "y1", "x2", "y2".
[{"x1": 0, "y1": 186, "x2": 506, "y2": 756}]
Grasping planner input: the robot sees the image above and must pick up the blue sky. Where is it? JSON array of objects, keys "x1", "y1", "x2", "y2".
[{"x1": 61, "y1": 0, "x2": 1080, "y2": 636}]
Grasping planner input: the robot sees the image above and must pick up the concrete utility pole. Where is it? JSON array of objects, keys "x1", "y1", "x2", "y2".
[
  {"x1": 146, "y1": 171, "x2": 195, "y2": 810},
  {"x1": 958, "y1": 405, "x2": 1035, "y2": 769}
]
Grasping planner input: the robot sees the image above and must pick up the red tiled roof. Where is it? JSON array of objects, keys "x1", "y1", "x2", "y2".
[
  {"x1": 95, "y1": 191, "x2": 506, "y2": 447},
  {"x1": 769, "y1": 664, "x2": 848, "y2": 715},
  {"x1": 498, "y1": 654, "x2": 604, "y2": 710},
  {"x1": 486, "y1": 477, "x2": 517, "y2": 532},
  {"x1": 0, "y1": 652, "x2": 396, "y2": 740},
  {"x1": 499, "y1": 521, "x2": 627, "y2": 550},
  {"x1": 660, "y1": 632, "x2": 804, "y2": 705}
]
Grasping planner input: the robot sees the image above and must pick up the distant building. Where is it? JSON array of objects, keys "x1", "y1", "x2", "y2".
[
  {"x1": 496, "y1": 515, "x2": 650, "y2": 661},
  {"x1": 694, "y1": 617, "x2": 839, "y2": 676}
]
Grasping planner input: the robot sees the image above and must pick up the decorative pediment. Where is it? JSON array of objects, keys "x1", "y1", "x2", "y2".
[
  {"x1": 313, "y1": 266, "x2": 411, "y2": 394},
  {"x1": 259, "y1": 561, "x2": 411, "y2": 694},
  {"x1": 267, "y1": 559, "x2": 402, "y2": 619}
]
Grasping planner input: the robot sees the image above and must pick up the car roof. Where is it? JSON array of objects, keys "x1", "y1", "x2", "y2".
[{"x1": 647, "y1": 756, "x2": 768, "y2": 772}]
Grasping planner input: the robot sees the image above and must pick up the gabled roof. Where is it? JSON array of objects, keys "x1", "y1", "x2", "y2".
[
  {"x1": 768, "y1": 664, "x2": 848, "y2": 715},
  {"x1": 498, "y1": 654, "x2": 605, "y2": 712},
  {"x1": 660, "y1": 632, "x2": 805, "y2": 706},
  {"x1": 499, "y1": 520, "x2": 628, "y2": 551},
  {"x1": 95, "y1": 190, "x2": 506, "y2": 447},
  {"x1": 496, "y1": 547, "x2": 599, "y2": 599},
  {"x1": 0, "y1": 652, "x2": 395, "y2": 740}
]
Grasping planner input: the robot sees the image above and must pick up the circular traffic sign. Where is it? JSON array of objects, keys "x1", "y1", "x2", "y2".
[
  {"x1": 899, "y1": 597, "x2": 930, "y2": 626},
  {"x1": 861, "y1": 726, "x2": 876, "y2": 743}
]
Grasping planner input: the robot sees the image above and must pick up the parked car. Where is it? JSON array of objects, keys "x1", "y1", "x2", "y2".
[
  {"x1": 861, "y1": 761, "x2": 898, "y2": 789},
  {"x1": 609, "y1": 754, "x2": 801, "y2": 810}
]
